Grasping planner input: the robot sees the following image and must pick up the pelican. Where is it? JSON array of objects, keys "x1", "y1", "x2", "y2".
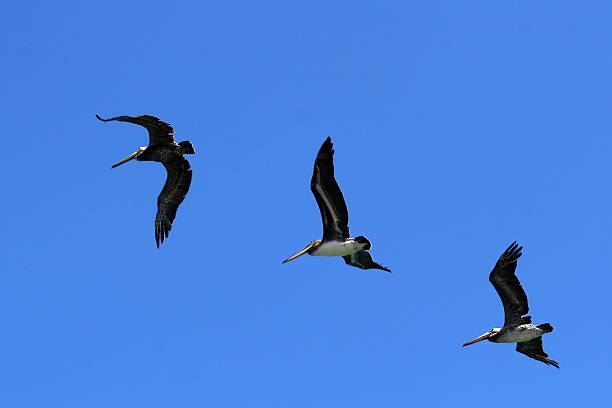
[
  {"x1": 282, "y1": 137, "x2": 390, "y2": 272},
  {"x1": 462, "y1": 242, "x2": 558, "y2": 368},
  {"x1": 96, "y1": 114, "x2": 195, "y2": 248}
]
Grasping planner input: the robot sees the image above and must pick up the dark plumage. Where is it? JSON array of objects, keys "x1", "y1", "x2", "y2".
[
  {"x1": 96, "y1": 114, "x2": 195, "y2": 247},
  {"x1": 311, "y1": 137, "x2": 350, "y2": 242},
  {"x1": 343, "y1": 250, "x2": 391, "y2": 273},
  {"x1": 282, "y1": 137, "x2": 390, "y2": 272},
  {"x1": 462, "y1": 242, "x2": 558, "y2": 367},
  {"x1": 155, "y1": 156, "x2": 193, "y2": 247},
  {"x1": 516, "y1": 336, "x2": 559, "y2": 368},
  {"x1": 489, "y1": 242, "x2": 529, "y2": 327}
]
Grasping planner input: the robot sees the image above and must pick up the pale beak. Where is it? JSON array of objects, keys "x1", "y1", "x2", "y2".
[
  {"x1": 462, "y1": 332, "x2": 492, "y2": 347},
  {"x1": 111, "y1": 150, "x2": 141, "y2": 169},
  {"x1": 282, "y1": 242, "x2": 316, "y2": 264}
]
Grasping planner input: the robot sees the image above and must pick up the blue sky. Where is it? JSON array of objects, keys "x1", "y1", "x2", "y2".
[{"x1": 1, "y1": 1, "x2": 611, "y2": 407}]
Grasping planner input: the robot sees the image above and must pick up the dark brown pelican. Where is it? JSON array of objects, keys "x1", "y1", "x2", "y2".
[
  {"x1": 96, "y1": 114, "x2": 195, "y2": 248},
  {"x1": 282, "y1": 137, "x2": 390, "y2": 272},
  {"x1": 462, "y1": 242, "x2": 558, "y2": 368}
]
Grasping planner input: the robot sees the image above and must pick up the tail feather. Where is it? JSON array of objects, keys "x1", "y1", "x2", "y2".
[
  {"x1": 179, "y1": 141, "x2": 195, "y2": 154},
  {"x1": 538, "y1": 323, "x2": 554, "y2": 333}
]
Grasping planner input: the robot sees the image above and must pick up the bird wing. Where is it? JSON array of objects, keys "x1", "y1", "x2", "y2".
[
  {"x1": 489, "y1": 242, "x2": 530, "y2": 327},
  {"x1": 96, "y1": 114, "x2": 175, "y2": 145},
  {"x1": 310, "y1": 137, "x2": 350, "y2": 242},
  {"x1": 155, "y1": 156, "x2": 192, "y2": 247},
  {"x1": 343, "y1": 250, "x2": 391, "y2": 273},
  {"x1": 516, "y1": 337, "x2": 559, "y2": 368}
]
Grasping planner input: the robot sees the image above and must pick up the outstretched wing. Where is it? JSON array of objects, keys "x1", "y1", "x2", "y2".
[
  {"x1": 489, "y1": 242, "x2": 530, "y2": 327},
  {"x1": 310, "y1": 137, "x2": 350, "y2": 241},
  {"x1": 155, "y1": 156, "x2": 192, "y2": 247},
  {"x1": 96, "y1": 114, "x2": 175, "y2": 145},
  {"x1": 343, "y1": 250, "x2": 391, "y2": 273},
  {"x1": 516, "y1": 338, "x2": 559, "y2": 368}
]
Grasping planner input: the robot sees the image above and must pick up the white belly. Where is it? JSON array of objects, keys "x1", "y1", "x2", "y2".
[
  {"x1": 495, "y1": 324, "x2": 544, "y2": 343},
  {"x1": 311, "y1": 240, "x2": 360, "y2": 257}
]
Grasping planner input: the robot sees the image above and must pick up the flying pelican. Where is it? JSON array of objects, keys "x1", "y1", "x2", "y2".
[
  {"x1": 96, "y1": 114, "x2": 195, "y2": 248},
  {"x1": 462, "y1": 242, "x2": 558, "y2": 368},
  {"x1": 282, "y1": 137, "x2": 390, "y2": 272}
]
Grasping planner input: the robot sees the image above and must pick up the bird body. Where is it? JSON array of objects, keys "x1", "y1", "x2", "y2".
[
  {"x1": 309, "y1": 238, "x2": 367, "y2": 257},
  {"x1": 462, "y1": 242, "x2": 558, "y2": 368},
  {"x1": 133, "y1": 141, "x2": 194, "y2": 163},
  {"x1": 487, "y1": 324, "x2": 548, "y2": 343},
  {"x1": 282, "y1": 137, "x2": 390, "y2": 272},
  {"x1": 96, "y1": 114, "x2": 195, "y2": 248}
]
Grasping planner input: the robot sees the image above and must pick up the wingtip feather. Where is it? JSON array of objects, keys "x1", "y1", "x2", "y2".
[{"x1": 500, "y1": 241, "x2": 523, "y2": 263}]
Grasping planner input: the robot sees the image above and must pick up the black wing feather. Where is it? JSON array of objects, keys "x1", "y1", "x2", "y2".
[
  {"x1": 96, "y1": 114, "x2": 175, "y2": 145},
  {"x1": 343, "y1": 250, "x2": 391, "y2": 273},
  {"x1": 489, "y1": 242, "x2": 530, "y2": 327},
  {"x1": 516, "y1": 337, "x2": 559, "y2": 368},
  {"x1": 310, "y1": 137, "x2": 350, "y2": 241},
  {"x1": 155, "y1": 156, "x2": 192, "y2": 248}
]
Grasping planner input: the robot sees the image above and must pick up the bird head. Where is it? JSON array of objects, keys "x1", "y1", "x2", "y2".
[
  {"x1": 462, "y1": 328, "x2": 501, "y2": 346},
  {"x1": 282, "y1": 240, "x2": 321, "y2": 264},
  {"x1": 111, "y1": 147, "x2": 147, "y2": 169}
]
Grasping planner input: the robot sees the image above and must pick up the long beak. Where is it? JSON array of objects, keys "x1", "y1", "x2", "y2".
[
  {"x1": 462, "y1": 332, "x2": 492, "y2": 347},
  {"x1": 282, "y1": 242, "x2": 316, "y2": 264},
  {"x1": 111, "y1": 151, "x2": 140, "y2": 169}
]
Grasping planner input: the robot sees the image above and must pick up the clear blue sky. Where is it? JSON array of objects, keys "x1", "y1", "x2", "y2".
[{"x1": 1, "y1": 1, "x2": 610, "y2": 407}]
